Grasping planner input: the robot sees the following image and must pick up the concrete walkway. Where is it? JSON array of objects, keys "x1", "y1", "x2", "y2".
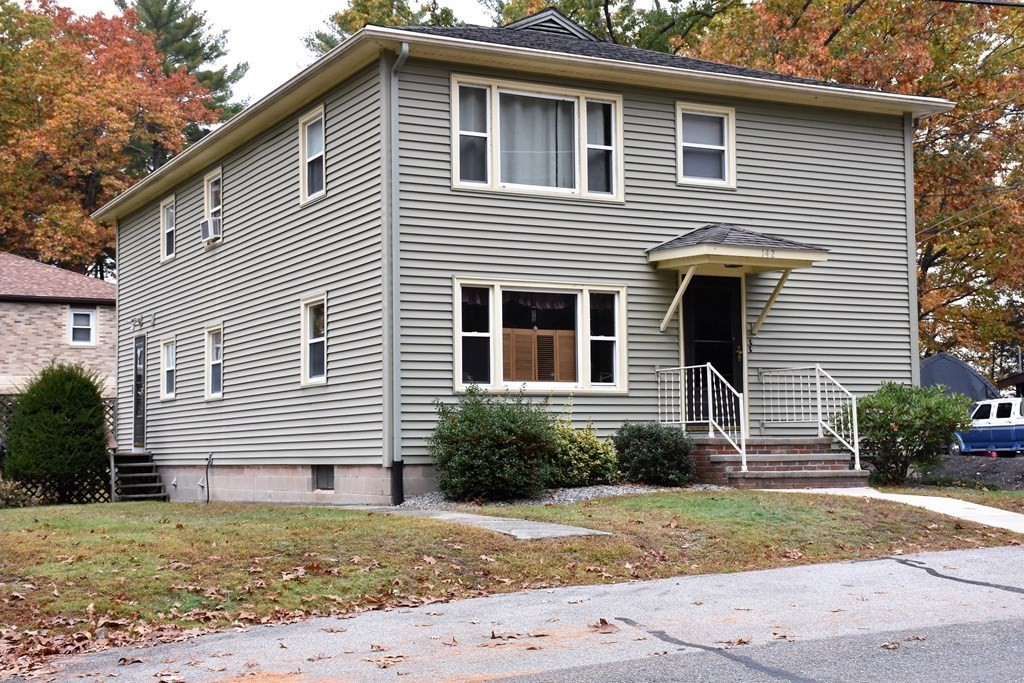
[
  {"x1": 367, "y1": 507, "x2": 611, "y2": 540},
  {"x1": 783, "y1": 487, "x2": 1024, "y2": 535}
]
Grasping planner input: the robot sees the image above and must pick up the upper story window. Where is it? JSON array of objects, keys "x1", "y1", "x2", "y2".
[
  {"x1": 452, "y1": 76, "x2": 623, "y2": 201},
  {"x1": 206, "y1": 326, "x2": 223, "y2": 399},
  {"x1": 204, "y1": 168, "x2": 223, "y2": 239},
  {"x1": 302, "y1": 295, "x2": 327, "y2": 384},
  {"x1": 455, "y1": 279, "x2": 627, "y2": 393},
  {"x1": 676, "y1": 103, "x2": 736, "y2": 188},
  {"x1": 161, "y1": 338, "x2": 176, "y2": 399},
  {"x1": 160, "y1": 196, "x2": 175, "y2": 260},
  {"x1": 299, "y1": 106, "x2": 326, "y2": 203},
  {"x1": 69, "y1": 308, "x2": 96, "y2": 346}
]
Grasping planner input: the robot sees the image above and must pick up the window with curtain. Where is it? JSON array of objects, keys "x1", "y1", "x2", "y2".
[
  {"x1": 454, "y1": 77, "x2": 621, "y2": 200},
  {"x1": 457, "y1": 281, "x2": 624, "y2": 391}
]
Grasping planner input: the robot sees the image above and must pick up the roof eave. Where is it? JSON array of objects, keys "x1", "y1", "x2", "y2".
[
  {"x1": 94, "y1": 25, "x2": 953, "y2": 223},
  {"x1": 0, "y1": 294, "x2": 116, "y2": 305},
  {"x1": 372, "y1": 26, "x2": 953, "y2": 118}
]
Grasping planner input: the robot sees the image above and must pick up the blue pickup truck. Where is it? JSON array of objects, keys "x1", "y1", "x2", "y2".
[{"x1": 950, "y1": 398, "x2": 1023, "y2": 457}]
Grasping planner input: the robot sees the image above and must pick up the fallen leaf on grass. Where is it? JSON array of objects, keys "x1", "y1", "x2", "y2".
[
  {"x1": 588, "y1": 619, "x2": 619, "y2": 634},
  {"x1": 881, "y1": 641, "x2": 901, "y2": 650},
  {"x1": 370, "y1": 643, "x2": 389, "y2": 652},
  {"x1": 117, "y1": 657, "x2": 143, "y2": 666},
  {"x1": 364, "y1": 654, "x2": 408, "y2": 669},
  {"x1": 422, "y1": 555, "x2": 437, "y2": 565}
]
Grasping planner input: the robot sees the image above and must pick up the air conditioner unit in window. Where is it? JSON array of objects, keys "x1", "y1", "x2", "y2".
[{"x1": 199, "y1": 217, "x2": 222, "y2": 243}]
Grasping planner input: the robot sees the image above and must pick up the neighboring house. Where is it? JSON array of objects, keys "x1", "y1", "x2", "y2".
[
  {"x1": 921, "y1": 352, "x2": 1000, "y2": 402},
  {"x1": 0, "y1": 252, "x2": 116, "y2": 398},
  {"x1": 94, "y1": 10, "x2": 951, "y2": 505}
]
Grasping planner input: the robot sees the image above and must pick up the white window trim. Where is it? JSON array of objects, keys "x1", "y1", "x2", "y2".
[
  {"x1": 451, "y1": 75, "x2": 625, "y2": 202},
  {"x1": 676, "y1": 102, "x2": 737, "y2": 189},
  {"x1": 159, "y1": 195, "x2": 176, "y2": 261},
  {"x1": 453, "y1": 277, "x2": 628, "y2": 394},
  {"x1": 205, "y1": 324, "x2": 224, "y2": 400},
  {"x1": 160, "y1": 337, "x2": 176, "y2": 400},
  {"x1": 68, "y1": 308, "x2": 96, "y2": 346},
  {"x1": 298, "y1": 105, "x2": 326, "y2": 205},
  {"x1": 203, "y1": 167, "x2": 223, "y2": 227},
  {"x1": 301, "y1": 293, "x2": 327, "y2": 385}
]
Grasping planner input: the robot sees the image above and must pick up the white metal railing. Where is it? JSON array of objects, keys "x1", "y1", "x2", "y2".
[
  {"x1": 656, "y1": 364, "x2": 747, "y2": 470},
  {"x1": 759, "y1": 365, "x2": 860, "y2": 469}
]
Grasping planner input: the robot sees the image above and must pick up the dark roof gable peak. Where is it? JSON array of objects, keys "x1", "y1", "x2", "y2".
[{"x1": 503, "y1": 7, "x2": 600, "y2": 42}]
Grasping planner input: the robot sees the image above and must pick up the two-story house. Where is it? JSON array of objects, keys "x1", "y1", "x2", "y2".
[{"x1": 94, "y1": 10, "x2": 951, "y2": 505}]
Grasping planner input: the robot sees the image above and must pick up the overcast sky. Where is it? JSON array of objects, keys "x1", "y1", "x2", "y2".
[{"x1": 60, "y1": 0, "x2": 494, "y2": 103}]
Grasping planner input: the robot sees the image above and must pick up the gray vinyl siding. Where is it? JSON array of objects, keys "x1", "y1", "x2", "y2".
[
  {"x1": 115, "y1": 65, "x2": 385, "y2": 466},
  {"x1": 396, "y1": 59, "x2": 914, "y2": 457}
]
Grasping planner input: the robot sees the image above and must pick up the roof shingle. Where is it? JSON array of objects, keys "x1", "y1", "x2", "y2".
[
  {"x1": 400, "y1": 24, "x2": 876, "y2": 94},
  {"x1": 648, "y1": 223, "x2": 824, "y2": 253},
  {"x1": 0, "y1": 252, "x2": 116, "y2": 303}
]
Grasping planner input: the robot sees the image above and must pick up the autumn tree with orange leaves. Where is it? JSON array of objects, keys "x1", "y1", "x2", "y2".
[
  {"x1": 0, "y1": 1, "x2": 217, "y2": 274},
  {"x1": 679, "y1": 0, "x2": 1024, "y2": 377}
]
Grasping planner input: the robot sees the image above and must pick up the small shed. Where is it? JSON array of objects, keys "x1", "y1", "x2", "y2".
[{"x1": 920, "y1": 352, "x2": 999, "y2": 401}]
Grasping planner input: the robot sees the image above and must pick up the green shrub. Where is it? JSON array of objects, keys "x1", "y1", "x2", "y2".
[
  {"x1": 3, "y1": 362, "x2": 109, "y2": 504},
  {"x1": 429, "y1": 387, "x2": 555, "y2": 501},
  {"x1": 613, "y1": 422, "x2": 694, "y2": 486},
  {"x1": 545, "y1": 420, "x2": 618, "y2": 488},
  {"x1": 857, "y1": 382, "x2": 972, "y2": 486}
]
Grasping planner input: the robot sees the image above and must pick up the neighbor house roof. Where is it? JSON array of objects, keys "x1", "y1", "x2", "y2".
[
  {"x1": 0, "y1": 252, "x2": 116, "y2": 304},
  {"x1": 93, "y1": 10, "x2": 953, "y2": 224}
]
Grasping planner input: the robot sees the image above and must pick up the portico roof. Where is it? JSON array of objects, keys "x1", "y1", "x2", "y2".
[{"x1": 647, "y1": 223, "x2": 828, "y2": 273}]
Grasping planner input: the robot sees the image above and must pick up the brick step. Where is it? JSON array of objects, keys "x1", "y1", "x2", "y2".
[{"x1": 727, "y1": 469, "x2": 870, "y2": 489}]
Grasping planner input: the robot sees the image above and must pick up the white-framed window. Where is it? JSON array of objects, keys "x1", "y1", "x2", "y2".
[
  {"x1": 205, "y1": 326, "x2": 223, "y2": 399},
  {"x1": 454, "y1": 278, "x2": 627, "y2": 393},
  {"x1": 451, "y1": 75, "x2": 623, "y2": 201},
  {"x1": 301, "y1": 295, "x2": 327, "y2": 384},
  {"x1": 160, "y1": 195, "x2": 175, "y2": 260},
  {"x1": 68, "y1": 308, "x2": 96, "y2": 346},
  {"x1": 299, "y1": 106, "x2": 326, "y2": 203},
  {"x1": 204, "y1": 167, "x2": 223, "y2": 228},
  {"x1": 676, "y1": 103, "x2": 736, "y2": 188},
  {"x1": 160, "y1": 338, "x2": 176, "y2": 399}
]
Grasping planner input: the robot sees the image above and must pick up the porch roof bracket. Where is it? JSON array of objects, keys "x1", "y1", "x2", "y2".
[
  {"x1": 750, "y1": 268, "x2": 792, "y2": 337},
  {"x1": 660, "y1": 265, "x2": 697, "y2": 333}
]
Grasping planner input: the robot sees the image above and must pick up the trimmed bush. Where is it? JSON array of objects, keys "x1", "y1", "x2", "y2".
[
  {"x1": 545, "y1": 420, "x2": 618, "y2": 488},
  {"x1": 613, "y1": 422, "x2": 694, "y2": 486},
  {"x1": 857, "y1": 382, "x2": 972, "y2": 486},
  {"x1": 429, "y1": 387, "x2": 554, "y2": 501},
  {"x1": 3, "y1": 362, "x2": 109, "y2": 504}
]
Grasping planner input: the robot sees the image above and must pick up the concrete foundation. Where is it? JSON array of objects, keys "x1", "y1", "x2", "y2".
[{"x1": 158, "y1": 463, "x2": 436, "y2": 506}]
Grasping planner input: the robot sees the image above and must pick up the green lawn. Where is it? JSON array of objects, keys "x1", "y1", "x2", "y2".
[{"x1": 0, "y1": 491, "x2": 1020, "y2": 672}]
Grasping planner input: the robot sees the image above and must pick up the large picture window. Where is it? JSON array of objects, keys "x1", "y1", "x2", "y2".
[
  {"x1": 676, "y1": 103, "x2": 736, "y2": 188},
  {"x1": 453, "y1": 76, "x2": 623, "y2": 200},
  {"x1": 456, "y1": 280, "x2": 626, "y2": 392}
]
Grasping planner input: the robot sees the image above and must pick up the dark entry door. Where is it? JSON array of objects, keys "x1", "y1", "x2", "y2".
[
  {"x1": 683, "y1": 276, "x2": 743, "y2": 391},
  {"x1": 133, "y1": 336, "x2": 146, "y2": 448}
]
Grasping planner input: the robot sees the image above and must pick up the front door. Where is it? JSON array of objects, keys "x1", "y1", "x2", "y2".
[
  {"x1": 683, "y1": 276, "x2": 743, "y2": 390},
  {"x1": 133, "y1": 336, "x2": 146, "y2": 449}
]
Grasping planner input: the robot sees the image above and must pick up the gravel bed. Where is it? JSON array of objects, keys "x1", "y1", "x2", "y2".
[{"x1": 398, "y1": 483, "x2": 728, "y2": 510}]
